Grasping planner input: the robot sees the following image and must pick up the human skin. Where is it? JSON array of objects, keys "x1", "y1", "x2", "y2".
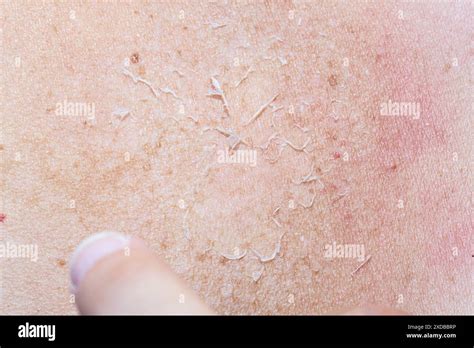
[{"x1": 0, "y1": 1, "x2": 472, "y2": 314}]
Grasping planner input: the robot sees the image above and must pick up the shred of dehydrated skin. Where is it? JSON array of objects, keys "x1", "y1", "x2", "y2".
[
  {"x1": 220, "y1": 248, "x2": 247, "y2": 260},
  {"x1": 351, "y1": 255, "x2": 372, "y2": 277},
  {"x1": 291, "y1": 163, "x2": 324, "y2": 187},
  {"x1": 209, "y1": 21, "x2": 227, "y2": 29},
  {"x1": 243, "y1": 94, "x2": 279, "y2": 127},
  {"x1": 159, "y1": 87, "x2": 181, "y2": 100},
  {"x1": 250, "y1": 232, "x2": 286, "y2": 263},
  {"x1": 283, "y1": 137, "x2": 312, "y2": 152},
  {"x1": 278, "y1": 56, "x2": 288, "y2": 66},
  {"x1": 212, "y1": 126, "x2": 249, "y2": 150},
  {"x1": 122, "y1": 68, "x2": 160, "y2": 99},
  {"x1": 207, "y1": 77, "x2": 230, "y2": 115},
  {"x1": 245, "y1": 257, "x2": 265, "y2": 282},
  {"x1": 234, "y1": 67, "x2": 254, "y2": 87},
  {"x1": 111, "y1": 106, "x2": 131, "y2": 120},
  {"x1": 298, "y1": 193, "x2": 316, "y2": 209}
]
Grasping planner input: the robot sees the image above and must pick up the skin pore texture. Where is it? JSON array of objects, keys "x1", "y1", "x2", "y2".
[{"x1": 1, "y1": 1, "x2": 472, "y2": 314}]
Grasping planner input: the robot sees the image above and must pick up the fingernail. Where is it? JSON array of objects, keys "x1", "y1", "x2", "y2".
[{"x1": 70, "y1": 231, "x2": 130, "y2": 293}]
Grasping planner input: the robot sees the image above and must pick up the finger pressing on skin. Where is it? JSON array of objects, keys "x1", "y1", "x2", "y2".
[{"x1": 70, "y1": 231, "x2": 214, "y2": 315}]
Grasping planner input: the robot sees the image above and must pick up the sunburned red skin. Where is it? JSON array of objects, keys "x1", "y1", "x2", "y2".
[
  {"x1": 347, "y1": 7, "x2": 472, "y2": 311},
  {"x1": 367, "y1": 7, "x2": 472, "y2": 272},
  {"x1": 0, "y1": 1, "x2": 471, "y2": 315}
]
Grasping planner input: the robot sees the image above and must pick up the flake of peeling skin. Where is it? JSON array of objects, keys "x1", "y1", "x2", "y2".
[
  {"x1": 209, "y1": 21, "x2": 227, "y2": 30},
  {"x1": 122, "y1": 68, "x2": 160, "y2": 99},
  {"x1": 245, "y1": 257, "x2": 265, "y2": 282},
  {"x1": 250, "y1": 232, "x2": 286, "y2": 263},
  {"x1": 207, "y1": 77, "x2": 230, "y2": 115},
  {"x1": 212, "y1": 127, "x2": 249, "y2": 149},
  {"x1": 220, "y1": 248, "x2": 247, "y2": 260},
  {"x1": 278, "y1": 56, "x2": 288, "y2": 66},
  {"x1": 243, "y1": 94, "x2": 279, "y2": 127},
  {"x1": 159, "y1": 87, "x2": 181, "y2": 100},
  {"x1": 234, "y1": 67, "x2": 254, "y2": 87},
  {"x1": 351, "y1": 255, "x2": 372, "y2": 277},
  {"x1": 251, "y1": 266, "x2": 264, "y2": 282},
  {"x1": 112, "y1": 107, "x2": 130, "y2": 120}
]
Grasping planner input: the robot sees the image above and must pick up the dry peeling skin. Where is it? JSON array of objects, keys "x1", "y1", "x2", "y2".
[{"x1": 0, "y1": 1, "x2": 472, "y2": 314}]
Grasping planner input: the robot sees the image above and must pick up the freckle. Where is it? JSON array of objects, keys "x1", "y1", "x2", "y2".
[
  {"x1": 57, "y1": 259, "x2": 66, "y2": 267},
  {"x1": 346, "y1": 25, "x2": 356, "y2": 34},
  {"x1": 138, "y1": 65, "x2": 146, "y2": 76},
  {"x1": 0, "y1": 213, "x2": 6, "y2": 222},
  {"x1": 443, "y1": 63, "x2": 451, "y2": 72},
  {"x1": 130, "y1": 52, "x2": 140, "y2": 64},
  {"x1": 0, "y1": 144, "x2": 4, "y2": 150},
  {"x1": 143, "y1": 143, "x2": 155, "y2": 155},
  {"x1": 328, "y1": 74, "x2": 338, "y2": 87}
]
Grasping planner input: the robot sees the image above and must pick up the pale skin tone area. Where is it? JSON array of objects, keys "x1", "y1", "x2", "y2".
[{"x1": 1, "y1": 1, "x2": 472, "y2": 314}]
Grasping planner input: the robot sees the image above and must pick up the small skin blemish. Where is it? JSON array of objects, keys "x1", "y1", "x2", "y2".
[
  {"x1": 328, "y1": 74, "x2": 338, "y2": 87},
  {"x1": 0, "y1": 213, "x2": 6, "y2": 222},
  {"x1": 130, "y1": 52, "x2": 140, "y2": 64},
  {"x1": 57, "y1": 259, "x2": 66, "y2": 267}
]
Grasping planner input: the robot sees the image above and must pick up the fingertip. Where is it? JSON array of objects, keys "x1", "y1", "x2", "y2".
[
  {"x1": 70, "y1": 231, "x2": 213, "y2": 315},
  {"x1": 69, "y1": 231, "x2": 131, "y2": 293}
]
